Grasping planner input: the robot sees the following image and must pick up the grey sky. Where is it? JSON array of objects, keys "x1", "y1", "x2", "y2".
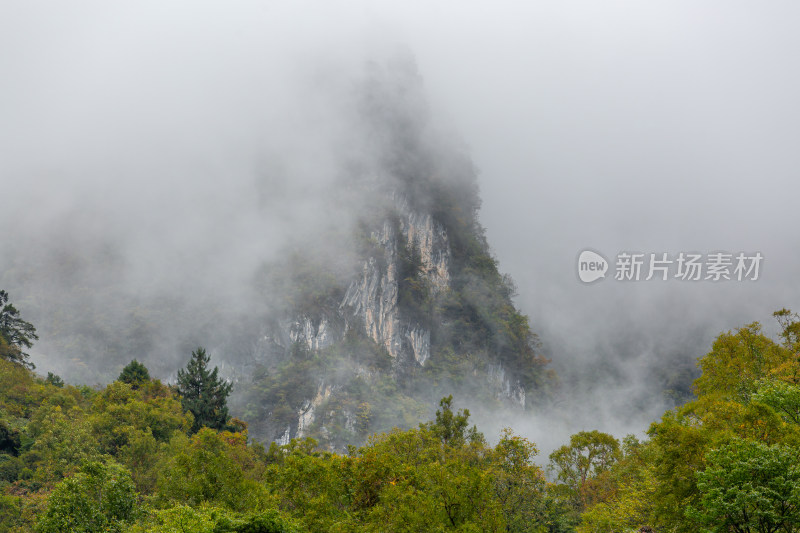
[{"x1": 2, "y1": 1, "x2": 799, "y2": 450}]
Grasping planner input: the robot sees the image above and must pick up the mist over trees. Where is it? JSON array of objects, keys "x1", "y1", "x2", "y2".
[
  {"x1": 0, "y1": 291, "x2": 38, "y2": 369},
  {"x1": 1, "y1": 310, "x2": 799, "y2": 531},
  {"x1": 2, "y1": 2, "x2": 800, "y2": 530},
  {"x1": 0, "y1": 56, "x2": 561, "y2": 450}
]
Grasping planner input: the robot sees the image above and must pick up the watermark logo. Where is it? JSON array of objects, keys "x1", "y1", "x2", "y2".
[
  {"x1": 578, "y1": 250, "x2": 763, "y2": 283},
  {"x1": 577, "y1": 250, "x2": 609, "y2": 283}
]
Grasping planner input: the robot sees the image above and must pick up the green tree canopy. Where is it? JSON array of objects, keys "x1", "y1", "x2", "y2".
[
  {"x1": 694, "y1": 322, "x2": 791, "y2": 401},
  {"x1": 549, "y1": 430, "x2": 621, "y2": 511},
  {"x1": 176, "y1": 348, "x2": 233, "y2": 433},
  {"x1": 0, "y1": 290, "x2": 38, "y2": 369},
  {"x1": 422, "y1": 394, "x2": 482, "y2": 447},
  {"x1": 157, "y1": 428, "x2": 270, "y2": 512},
  {"x1": 36, "y1": 460, "x2": 138, "y2": 533},
  {"x1": 688, "y1": 438, "x2": 800, "y2": 533},
  {"x1": 118, "y1": 360, "x2": 151, "y2": 389}
]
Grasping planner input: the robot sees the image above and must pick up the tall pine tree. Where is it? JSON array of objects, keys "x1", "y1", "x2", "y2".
[
  {"x1": 176, "y1": 347, "x2": 233, "y2": 433},
  {"x1": 0, "y1": 290, "x2": 38, "y2": 369}
]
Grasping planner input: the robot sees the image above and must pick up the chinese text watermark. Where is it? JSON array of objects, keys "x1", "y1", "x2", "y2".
[{"x1": 578, "y1": 250, "x2": 762, "y2": 284}]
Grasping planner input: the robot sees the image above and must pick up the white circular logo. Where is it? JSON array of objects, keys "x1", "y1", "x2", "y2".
[{"x1": 578, "y1": 250, "x2": 608, "y2": 283}]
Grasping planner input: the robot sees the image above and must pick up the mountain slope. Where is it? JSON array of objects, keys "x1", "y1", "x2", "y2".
[{"x1": 235, "y1": 59, "x2": 555, "y2": 448}]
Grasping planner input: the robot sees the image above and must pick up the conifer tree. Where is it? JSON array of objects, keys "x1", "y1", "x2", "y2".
[
  {"x1": 118, "y1": 359, "x2": 150, "y2": 389},
  {"x1": 176, "y1": 347, "x2": 233, "y2": 433},
  {"x1": 0, "y1": 290, "x2": 38, "y2": 369}
]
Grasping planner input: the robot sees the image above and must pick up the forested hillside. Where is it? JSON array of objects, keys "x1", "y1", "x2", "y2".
[
  {"x1": 2, "y1": 292, "x2": 799, "y2": 531},
  {"x1": 0, "y1": 353, "x2": 563, "y2": 532}
]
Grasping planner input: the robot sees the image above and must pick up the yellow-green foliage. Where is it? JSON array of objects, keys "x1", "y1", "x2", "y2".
[
  {"x1": 694, "y1": 322, "x2": 792, "y2": 400},
  {"x1": 259, "y1": 399, "x2": 553, "y2": 532},
  {"x1": 129, "y1": 504, "x2": 298, "y2": 533},
  {"x1": 156, "y1": 428, "x2": 272, "y2": 512},
  {"x1": 90, "y1": 380, "x2": 190, "y2": 453},
  {"x1": 5, "y1": 310, "x2": 800, "y2": 533},
  {"x1": 576, "y1": 311, "x2": 800, "y2": 533},
  {"x1": 36, "y1": 460, "x2": 138, "y2": 533},
  {"x1": 1, "y1": 358, "x2": 564, "y2": 532}
]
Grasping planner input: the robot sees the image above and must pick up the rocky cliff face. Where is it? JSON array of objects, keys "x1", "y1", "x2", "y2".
[
  {"x1": 244, "y1": 195, "x2": 542, "y2": 445},
  {"x1": 340, "y1": 195, "x2": 450, "y2": 367},
  {"x1": 236, "y1": 59, "x2": 554, "y2": 448}
]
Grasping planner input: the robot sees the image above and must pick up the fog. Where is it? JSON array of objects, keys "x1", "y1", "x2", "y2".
[
  {"x1": 2, "y1": 1, "x2": 800, "y2": 454},
  {"x1": 410, "y1": 1, "x2": 800, "y2": 451}
]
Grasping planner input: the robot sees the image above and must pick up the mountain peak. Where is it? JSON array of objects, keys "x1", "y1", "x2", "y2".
[{"x1": 238, "y1": 60, "x2": 554, "y2": 448}]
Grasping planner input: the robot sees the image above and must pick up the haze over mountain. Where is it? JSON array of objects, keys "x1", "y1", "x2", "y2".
[{"x1": 2, "y1": 1, "x2": 800, "y2": 453}]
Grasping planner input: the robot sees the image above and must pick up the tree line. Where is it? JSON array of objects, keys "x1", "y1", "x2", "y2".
[{"x1": 1, "y1": 290, "x2": 800, "y2": 531}]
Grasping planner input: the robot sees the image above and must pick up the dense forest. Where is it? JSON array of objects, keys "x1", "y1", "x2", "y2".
[{"x1": 2, "y1": 289, "x2": 799, "y2": 532}]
